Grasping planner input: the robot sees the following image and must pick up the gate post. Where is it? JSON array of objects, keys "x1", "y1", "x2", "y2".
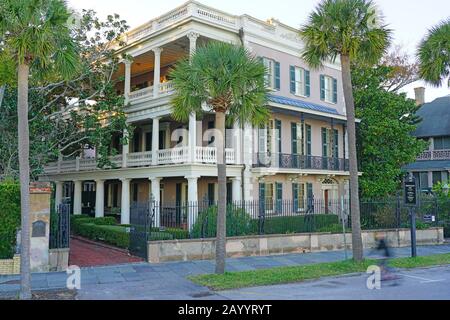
[{"x1": 29, "y1": 182, "x2": 52, "y2": 272}]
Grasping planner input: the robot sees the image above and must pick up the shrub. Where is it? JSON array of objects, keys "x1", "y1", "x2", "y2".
[
  {"x1": 92, "y1": 217, "x2": 117, "y2": 226},
  {"x1": 191, "y1": 205, "x2": 256, "y2": 238},
  {"x1": 74, "y1": 223, "x2": 130, "y2": 248},
  {"x1": 263, "y1": 214, "x2": 339, "y2": 235},
  {"x1": 0, "y1": 182, "x2": 20, "y2": 259},
  {"x1": 316, "y1": 224, "x2": 347, "y2": 233}
]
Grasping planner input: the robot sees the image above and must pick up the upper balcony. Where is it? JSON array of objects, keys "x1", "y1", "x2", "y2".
[
  {"x1": 417, "y1": 149, "x2": 450, "y2": 161},
  {"x1": 43, "y1": 147, "x2": 237, "y2": 175}
]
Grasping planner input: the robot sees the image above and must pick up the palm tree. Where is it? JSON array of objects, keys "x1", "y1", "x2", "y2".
[
  {"x1": 299, "y1": 0, "x2": 391, "y2": 261},
  {"x1": 0, "y1": 0, "x2": 78, "y2": 299},
  {"x1": 170, "y1": 41, "x2": 269, "y2": 274},
  {"x1": 418, "y1": 19, "x2": 450, "y2": 87}
]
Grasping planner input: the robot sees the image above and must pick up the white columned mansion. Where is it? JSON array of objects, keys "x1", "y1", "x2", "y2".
[{"x1": 41, "y1": 1, "x2": 353, "y2": 227}]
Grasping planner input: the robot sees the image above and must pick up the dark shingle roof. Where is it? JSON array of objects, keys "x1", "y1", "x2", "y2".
[
  {"x1": 413, "y1": 96, "x2": 450, "y2": 138},
  {"x1": 403, "y1": 160, "x2": 450, "y2": 171},
  {"x1": 268, "y1": 94, "x2": 340, "y2": 116}
]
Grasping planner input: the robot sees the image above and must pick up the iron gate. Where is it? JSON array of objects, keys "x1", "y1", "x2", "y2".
[
  {"x1": 50, "y1": 202, "x2": 71, "y2": 249},
  {"x1": 129, "y1": 202, "x2": 154, "y2": 259}
]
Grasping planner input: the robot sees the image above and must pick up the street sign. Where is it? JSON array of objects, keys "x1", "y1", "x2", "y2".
[{"x1": 404, "y1": 177, "x2": 417, "y2": 206}]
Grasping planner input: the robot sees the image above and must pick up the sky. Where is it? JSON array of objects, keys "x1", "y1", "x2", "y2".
[{"x1": 68, "y1": 0, "x2": 450, "y2": 102}]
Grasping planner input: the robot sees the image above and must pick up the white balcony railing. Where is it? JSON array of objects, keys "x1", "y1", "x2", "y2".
[
  {"x1": 417, "y1": 149, "x2": 450, "y2": 161},
  {"x1": 44, "y1": 146, "x2": 238, "y2": 174},
  {"x1": 128, "y1": 82, "x2": 175, "y2": 102},
  {"x1": 125, "y1": 2, "x2": 238, "y2": 44}
]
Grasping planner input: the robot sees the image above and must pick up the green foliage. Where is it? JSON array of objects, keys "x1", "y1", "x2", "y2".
[
  {"x1": 0, "y1": 182, "x2": 20, "y2": 259},
  {"x1": 299, "y1": 0, "x2": 391, "y2": 68},
  {"x1": 73, "y1": 223, "x2": 130, "y2": 249},
  {"x1": 353, "y1": 65, "x2": 428, "y2": 198},
  {"x1": 191, "y1": 205, "x2": 257, "y2": 238},
  {"x1": 150, "y1": 228, "x2": 190, "y2": 241},
  {"x1": 316, "y1": 224, "x2": 347, "y2": 233},
  {"x1": 418, "y1": 19, "x2": 450, "y2": 87},
  {"x1": 263, "y1": 215, "x2": 340, "y2": 235},
  {"x1": 0, "y1": 8, "x2": 131, "y2": 179},
  {"x1": 170, "y1": 41, "x2": 270, "y2": 126}
]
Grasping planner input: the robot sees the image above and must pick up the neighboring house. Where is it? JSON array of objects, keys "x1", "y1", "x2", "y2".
[
  {"x1": 40, "y1": 1, "x2": 351, "y2": 226},
  {"x1": 405, "y1": 88, "x2": 450, "y2": 193}
]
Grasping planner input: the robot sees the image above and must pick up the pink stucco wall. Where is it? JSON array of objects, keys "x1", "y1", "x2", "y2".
[{"x1": 249, "y1": 42, "x2": 346, "y2": 115}]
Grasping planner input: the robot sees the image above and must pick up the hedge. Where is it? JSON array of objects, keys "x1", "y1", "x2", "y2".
[
  {"x1": 191, "y1": 205, "x2": 256, "y2": 238},
  {"x1": 262, "y1": 214, "x2": 340, "y2": 235},
  {"x1": 73, "y1": 223, "x2": 130, "y2": 249},
  {"x1": 0, "y1": 182, "x2": 21, "y2": 259}
]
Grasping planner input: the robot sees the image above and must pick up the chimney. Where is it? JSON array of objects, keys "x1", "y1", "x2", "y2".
[{"x1": 414, "y1": 87, "x2": 425, "y2": 106}]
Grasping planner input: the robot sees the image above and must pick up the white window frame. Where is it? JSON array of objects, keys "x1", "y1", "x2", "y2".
[
  {"x1": 263, "y1": 57, "x2": 275, "y2": 90},
  {"x1": 295, "y1": 183, "x2": 306, "y2": 213},
  {"x1": 265, "y1": 183, "x2": 275, "y2": 214},
  {"x1": 294, "y1": 67, "x2": 306, "y2": 97},
  {"x1": 324, "y1": 75, "x2": 334, "y2": 104}
]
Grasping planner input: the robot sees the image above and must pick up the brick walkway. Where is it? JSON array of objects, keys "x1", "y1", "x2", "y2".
[{"x1": 69, "y1": 237, "x2": 143, "y2": 267}]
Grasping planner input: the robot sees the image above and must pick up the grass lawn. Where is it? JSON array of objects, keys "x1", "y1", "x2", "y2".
[{"x1": 189, "y1": 253, "x2": 450, "y2": 291}]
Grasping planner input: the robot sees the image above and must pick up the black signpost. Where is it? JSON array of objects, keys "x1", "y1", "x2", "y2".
[{"x1": 404, "y1": 175, "x2": 417, "y2": 257}]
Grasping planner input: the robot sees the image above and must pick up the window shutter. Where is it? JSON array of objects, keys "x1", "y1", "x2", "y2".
[
  {"x1": 306, "y1": 183, "x2": 313, "y2": 211},
  {"x1": 291, "y1": 123, "x2": 298, "y2": 155},
  {"x1": 293, "y1": 183, "x2": 299, "y2": 212},
  {"x1": 276, "y1": 183, "x2": 283, "y2": 213},
  {"x1": 306, "y1": 125, "x2": 312, "y2": 156},
  {"x1": 322, "y1": 128, "x2": 328, "y2": 157},
  {"x1": 275, "y1": 61, "x2": 281, "y2": 90},
  {"x1": 259, "y1": 183, "x2": 266, "y2": 215},
  {"x1": 290, "y1": 66, "x2": 296, "y2": 94},
  {"x1": 275, "y1": 120, "x2": 282, "y2": 153},
  {"x1": 320, "y1": 75, "x2": 325, "y2": 101},
  {"x1": 333, "y1": 78, "x2": 338, "y2": 103},
  {"x1": 305, "y1": 70, "x2": 311, "y2": 97},
  {"x1": 333, "y1": 129, "x2": 339, "y2": 158}
]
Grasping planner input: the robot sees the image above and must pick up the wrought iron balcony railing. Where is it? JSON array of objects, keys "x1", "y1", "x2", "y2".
[{"x1": 253, "y1": 153, "x2": 349, "y2": 171}]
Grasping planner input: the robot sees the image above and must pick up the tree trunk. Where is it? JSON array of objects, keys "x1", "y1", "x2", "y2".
[
  {"x1": 17, "y1": 63, "x2": 32, "y2": 299},
  {"x1": 340, "y1": 55, "x2": 363, "y2": 262},
  {"x1": 215, "y1": 111, "x2": 227, "y2": 274}
]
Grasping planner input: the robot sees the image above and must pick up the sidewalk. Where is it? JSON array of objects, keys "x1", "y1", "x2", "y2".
[{"x1": 1, "y1": 244, "x2": 449, "y2": 299}]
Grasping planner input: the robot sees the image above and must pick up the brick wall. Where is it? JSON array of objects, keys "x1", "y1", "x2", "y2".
[{"x1": 0, "y1": 254, "x2": 20, "y2": 275}]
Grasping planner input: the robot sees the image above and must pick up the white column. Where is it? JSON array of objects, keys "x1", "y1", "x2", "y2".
[
  {"x1": 73, "y1": 180, "x2": 83, "y2": 215},
  {"x1": 243, "y1": 122, "x2": 254, "y2": 202},
  {"x1": 54, "y1": 181, "x2": 63, "y2": 212},
  {"x1": 233, "y1": 121, "x2": 241, "y2": 164},
  {"x1": 187, "y1": 32, "x2": 200, "y2": 58},
  {"x1": 186, "y1": 176, "x2": 199, "y2": 230},
  {"x1": 189, "y1": 113, "x2": 197, "y2": 163},
  {"x1": 120, "y1": 178, "x2": 131, "y2": 225},
  {"x1": 232, "y1": 177, "x2": 242, "y2": 202},
  {"x1": 122, "y1": 128, "x2": 129, "y2": 168},
  {"x1": 124, "y1": 60, "x2": 132, "y2": 103},
  {"x1": 152, "y1": 47, "x2": 162, "y2": 98},
  {"x1": 150, "y1": 177, "x2": 161, "y2": 228},
  {"x1": 95, "y1": 179, "x2": 105, "y2": 218},
  {"x1": 152, "y1": 117, "x2": 160, "y2": 166}
]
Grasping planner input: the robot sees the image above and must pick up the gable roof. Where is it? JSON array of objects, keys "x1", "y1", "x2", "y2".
[
  {"x1": 268, "y1": 94, "x2": 341, "y2": 116},
  {"x1": 414, "y1": 96, "x2": 450, "y2": 138}
]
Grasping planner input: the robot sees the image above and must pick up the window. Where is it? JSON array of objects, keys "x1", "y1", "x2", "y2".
[
  {"x1": 262, "y1": 57, "x2": 280, "y2": 90},
  {"x1": 83, "y1": 182, "x2": 95, "y2": 192},
  {"x1": 293, "y1": 183, "x2": 306, "y2": 212},
  {"x1": 291, "y1": 122, "x2": 305, "y2": 155},
  {"x1": 433, "y1": 171, "x2": 442, "y2": 186},
  {"x1": 259, "y1": 183, "x2": 281, "y2": 214},
  {"x1": 322, "y1": 128, "x2": 339, "y2": 158},
  {"x1": 320, "y1": 75, "x2": 338, "y2": 104},
  {"x1": 434, "y1": 136, "x2": 450, "y2": 150},
  {"x1": 419, "y1": 172, "x2": 429, "y2": 190},
  {"x1": 290, "y1": 66, "x2": 310, "y2": 97}
]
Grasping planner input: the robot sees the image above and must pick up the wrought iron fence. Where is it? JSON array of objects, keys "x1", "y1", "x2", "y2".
[
  {"x1": 49, "y1": 203, "x2": 71, "y2": 249},
  {"x1": 141, "y1": 197, "x2": 450, "y2": 241}
]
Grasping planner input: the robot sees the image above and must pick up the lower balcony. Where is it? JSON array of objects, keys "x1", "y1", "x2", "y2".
[
  {"x1": 417, "y1": 150, "x2": 450, "y2": 161},
  {"x1": 253, "y1": 153, "x2": 349, "y2": 172},
  {"x1": 44, "y1": 147, "x2": 237, "y2": 174}
]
